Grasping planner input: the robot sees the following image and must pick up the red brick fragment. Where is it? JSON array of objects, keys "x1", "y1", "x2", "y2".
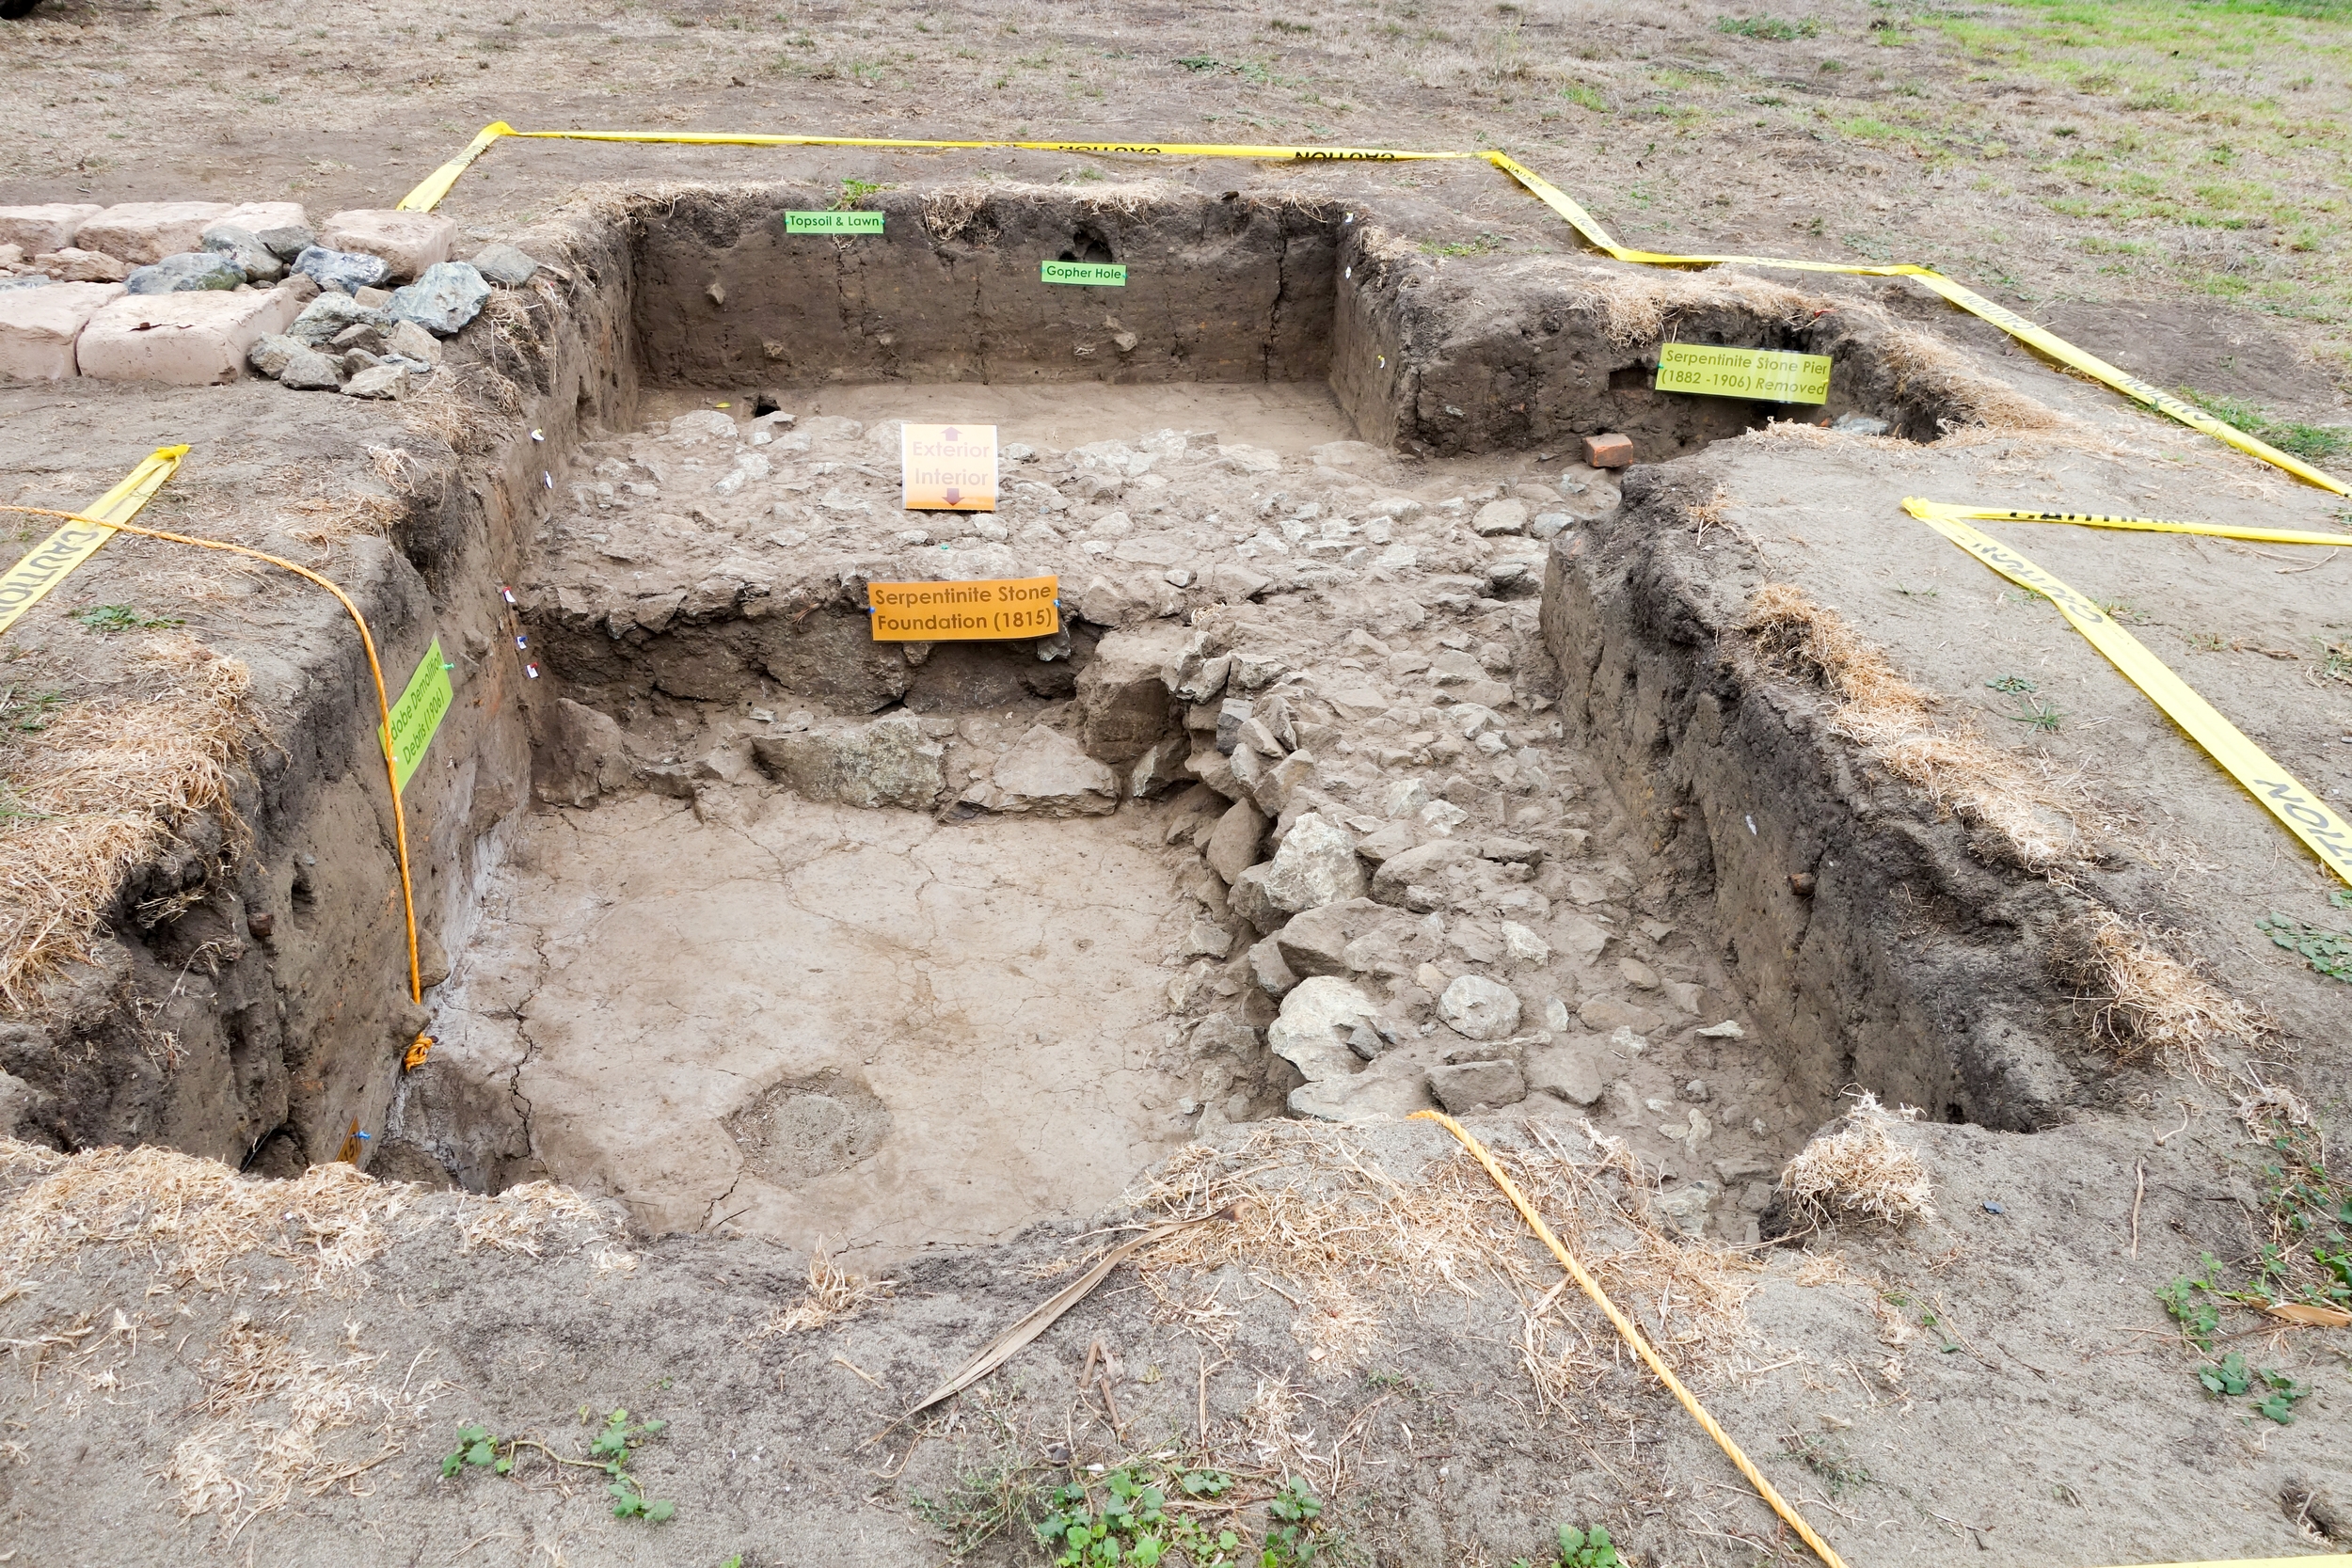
[{"x1": 1583, "y1": 433, "x2": 1635, "y2": 467}]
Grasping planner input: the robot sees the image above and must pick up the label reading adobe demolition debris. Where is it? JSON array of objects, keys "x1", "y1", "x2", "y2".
[
  {"x1": 1041, "y1": 261, "x2": 1127, "y2": 286},
  {"x1": 1655, "y1": 342, "x2": 1832, "y2": 404},
  {"x1": 786, "y1": 211, "x2": 884, "y2": 234},
  {"x1": 900, "y1": 423, "x2": 999, "y2": 512},
  {"x1": 866, "y1": 577, "x2": 1059, "y2": 641},
  {"x1": 384, "y1": 637, "x2": 453, "y2": 794}
]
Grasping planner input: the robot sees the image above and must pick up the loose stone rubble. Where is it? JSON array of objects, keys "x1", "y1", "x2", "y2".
[{"x1": 0, "y1": 199, "x2": 534, "y2": 391}]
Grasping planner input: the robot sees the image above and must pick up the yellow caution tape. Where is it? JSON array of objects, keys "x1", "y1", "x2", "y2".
[
  {"x1": 1479, "y1": 151, "x2": 2347, "y2": 495},
  {"x1": 0, "y1": 445, "x2": 188, "y2": 641},
  {"x1": 397, "y1": 126, "x2": 2346, "y2": 493},
  {"x1": 1906, "y1": 500, "x2": 2352, "y2": 887},
  {"x1": 1907, "y1": 499, "x2": 2352, "y2": 548}
]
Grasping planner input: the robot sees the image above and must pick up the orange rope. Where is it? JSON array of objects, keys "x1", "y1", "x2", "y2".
[
  {"x1": 0, "y1": 502, "x2": 422, "y2": 1004},
  {"x1": 1409, "y1": 1109, "x2": 1851, "y2": 1568}
]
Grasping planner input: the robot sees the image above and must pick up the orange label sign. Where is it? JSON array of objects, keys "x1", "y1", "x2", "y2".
[
  {"x1": 867, "y1": 576, "x2": 1059, "y2": 641},
  {"x1": 900, "y1": 422, "x2": 999, "y2": 512}
]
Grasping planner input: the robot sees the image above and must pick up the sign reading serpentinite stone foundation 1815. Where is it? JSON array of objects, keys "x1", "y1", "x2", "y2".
[
  {"x1": 866, "y1": 577, "x2": 1059, "y2": 641},
  {"x1": 900, "y1": 422, "x2": 999, "y2": 512}
]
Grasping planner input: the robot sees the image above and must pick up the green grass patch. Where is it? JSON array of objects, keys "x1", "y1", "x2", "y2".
[
  {"x1": 1715, "y1": 13, "x2": 1820, "y2": 39},
  {"x1": 2177, "y1": 386, "x2": 2352, "y2": 460}
]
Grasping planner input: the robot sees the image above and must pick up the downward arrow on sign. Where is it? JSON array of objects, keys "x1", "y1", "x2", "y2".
[{"x1": 944, "y1": 487, "x2": 961, "y2": 505}]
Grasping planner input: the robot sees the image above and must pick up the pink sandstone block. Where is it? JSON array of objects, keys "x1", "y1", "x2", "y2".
[
  {"x1": 72, "y1": 201, "x2": 234, "y2": 265},
  {"x1": 75, "y1": 283, "x2": 308, "y2": 386},
  {"x1": 0, "y1": 282, "x2": 128, "y2": 379},
  {"x1": 321, "y1": 210, "x2": 457, "y2": 282},
  {"x1": 0, "y1": 204, "x2": 103, "y2": 254}
]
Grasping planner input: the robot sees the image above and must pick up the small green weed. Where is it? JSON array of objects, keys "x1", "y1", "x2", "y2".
[
  {"x1": 1715, "y1": 14, "x2": 1820, "y2": 40},
  {"x1": 72, "y1": 604, "x2": 183, "y2": 634},
  {"x1": 1176, "y1": 55, "x2": 1224, "y2": 71},
  {"x1": 1560, "y1": 83, "x2": 1609, "y2": 111},
  {"x1": 1036, "y1": 1466, "x2": 1249, "y2": 1566},
  {"x1": 2185, "y1": 631, "x2": 2229, "y2": 653},
  {"x1": 1512, "y1": 1524, "x2": 1621, "y2": 1568},
  {"x1": 912, "y1": 1463, "x2": 1051, "y2": 1557},
  {"x1": 1781, "y1": 1433, "x2": 1871, "y2": 1497},
  {"x1": 2091, "y1": 597, "x2": 2148, "y2": 625},
  {"x1": 2157, "y1": 1255, "x2": 2228, "y2": 1347},
  {"x1": 2178, "y1": 387, "x2": 2352, "y2": 465},
  {"x1": 2253, "y1": 1370, "x2": 2312, "y2": 1424},
  {"x1": 440, "y1": 1408, "x2": 675, "y2": 1523},
  {"x1": 1264, "y1": 1477, "x2": 1327, "y2": 1565},
  {"x1": 1893, "y1": 583, "x2": 1940, "y2": 598},
  {"x1": 2256, "y1": 911, "x2": 2352, "y2": 983},
  {"x1": 1419, "y1": 232, "x2": 1507, "y2": 258},
  {"x1": 1994, "y1": 695, "x2": 2070, "y2": 733},
  {"x1": 833, "y1": 178, "x2": 888, "y2": 209},
  {"x1": 0, "y1": 686, "x2": 66, "y2": 734},
  {"x1": 2321, "y1": 641, "x2": 2352, "y2": 685},
  {"x1": 2198, "y1": 1349, "x2": 2253, "y2": 1396},
  {"x1": 1986, "y1": 673, "x2": 2035, "y2": 693}
]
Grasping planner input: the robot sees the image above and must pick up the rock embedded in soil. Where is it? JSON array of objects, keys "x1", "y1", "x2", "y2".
[
  {"x1": 1427, "y1": 1058, "x2": 1527, "y2": 1113},
  {"x1": 1203, "y1": 799, "x2": 1268, "y2": 884},
  {"x1": 961, "y1": 725, "x2": 1118, "y2": 816},
  {"x1": 1260, "y1": 812, "x2": 1369, "y2": 914},
  {"x1": 1526, "y1": 1042, "x2": 1607, "y2": 1106},
  {"x1": 292, "y1": 245, "x2": 391, "y2": 295},
  {"x1": 199, "y1": 223, "x2": 285, "y2": 283},
  {"x1": 469, "y1": 242, "x2": 541, "y2": 286},
  {"x1": 123, "y1": 251, "x2": 246, "y2": 294},
  {"x1": 1439, "y1": 974, "x2": 1521, "y2": 1041},
  {"x1": 388, "y1": 261, "x2": 491, "y2": 337},
  {"x1": 751, "y1": 715, "x2": 945, "y2": 811},
  {"x1": 278, "y1": 346, "x2": 344, "y2": 390},
  {"x1": 1269, "y1": 975, "x2": 1378, "y2": 1119},
  {"x1": 75, "y1": 283, "x2": 307, "y2": 385},
  {"x1": 341, "y1": 362, "x2": 410, "y2": 399},
  {"x1": 72, "y1": 200, "x2": 233, "y2": 264},
  {"x1": 31, "y1": 247, "x2": 128, "y2": 283},
  {"x1": 288, "y1": 292, "x2": 389, "y2": 346}
]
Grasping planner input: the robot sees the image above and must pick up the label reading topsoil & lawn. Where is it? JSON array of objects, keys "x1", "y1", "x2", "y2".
[
  {"x1": 1041, "y1": 261, "x2": 1127, "y2": 286},
  {"x1": 384, "y1": 638, "x2": 453, "y2": 795},
  {"x1": 785, "y1": 211, "x2": 885, "y2": 234},
  {"x1": 900, "y1": 423, "x2": 999, "y2": 512},
  {"x1": 1655, "y1": 342, "x2": 1833, "y2": 404},
  {"x1": 866, "y1": 577, "x2": 1059, "y2": 641}
]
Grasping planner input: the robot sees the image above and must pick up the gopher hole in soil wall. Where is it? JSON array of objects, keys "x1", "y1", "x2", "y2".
[{"x1": 380, "y1": 182, "x2": 1960, "y2": 1261}]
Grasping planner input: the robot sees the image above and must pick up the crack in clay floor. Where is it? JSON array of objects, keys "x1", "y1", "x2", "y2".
[{"x1": 456, "y1": 786, "x2": 1202, "y2": 1260}]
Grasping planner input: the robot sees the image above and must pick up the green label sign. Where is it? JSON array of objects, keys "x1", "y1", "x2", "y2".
[
  {"x1": 384, "y1": 637, "x2": 453, "y2": 795},
  {"x1": 786, "y1": 211, "x2": 884, "y2": 234},
  {"x1": 1041, "y1": 260, "x2": 1127, "y2": 286},
  {"x1": 1655, "y1": 342, "x2": 1832, "y2": 404}
]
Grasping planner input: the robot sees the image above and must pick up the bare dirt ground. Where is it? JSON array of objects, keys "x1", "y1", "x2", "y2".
[{"x1": 5, "y1": 1, "x2": 2352, "y2": 1566}]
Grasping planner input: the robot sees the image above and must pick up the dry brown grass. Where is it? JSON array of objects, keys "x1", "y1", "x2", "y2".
[
  {"x1": 1778, "y1": 1094, "x2": 1936, "y2": 1231},
  {"x1": 1129, "y1": 1119, "x2": 1756, "y2": 1382},
  {"x1": 1744, "y1": 583, "x2": 2093, "y2": 869},
  {"x1": 1880, "y1": 322, "x2": 2073, "y2": 435},
  {"x1": 0, "y1": 635, "x2": 250, "y2": 1008},
  {"x1": 2054, "y1": 908, "x2": 2270, "y2": 1076},
  {"x1": 0, "y1": 1139, "x2": 619, "y2": 1294},
  {"x1": 754, "y1": 1243, "x2": 893, "y2": 1337}
]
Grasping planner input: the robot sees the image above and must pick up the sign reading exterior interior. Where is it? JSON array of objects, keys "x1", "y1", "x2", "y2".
[
  {"x1": 866, "y1": 577, "x2": 1059, "y2": 641},
  {"x1": 900, "y1": 423, "x2": 999, "y2": 512}
]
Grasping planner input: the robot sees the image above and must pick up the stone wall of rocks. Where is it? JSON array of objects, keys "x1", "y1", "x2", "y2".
[{"x1": 0, "y1": 199, "x2": 538, "y2": 394}]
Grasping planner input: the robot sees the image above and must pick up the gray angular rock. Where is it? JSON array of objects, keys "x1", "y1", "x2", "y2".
[
  {"x1": 292, "y1": 245, "x2": 391, "y2": 295},
  {"x1": 1272, "y1": 897, "x2": 1384, "y2": 979},
  {"x1": 1203, "y1": 798, "x2": 1268, "y2": 884},
  {"x1": 1471, "y1": 499, "x2": 1529, "y2": 536},
  {"x1": 751, "y1": 714, "x2": 945, "y2": 810},
  {"x1": 122, "y1": 251, "x2": 245, "y2": 294},
  {"x1": 1228, "y1": 864, "x2": 1281, "y2": 937},
  {"x1": 1427, "y1": 1059, "x2": 1526, "y2": 1113},
  {"x1": 387, "y1": 261, "x2": 491, "y2": 337},
  {"x1": 1438, "y1": 974, "x2": 1521, "y2": 1041},
  {"x1": 1370, "y1": 838, "x2": 1474, "y2": 906},
  {"x1": 1578, "y1": 995, "x2": 1665, "y2": 1035},
  {"x1": 288, "y1": 292, "x2": 391, "y2": 347},
  {"x1": 1261, "y1": 813, "x2": 1368, "y2": 915},
  {"x1": 469, "y1": 242, "x2": 541, "y2": 286},
  {"x1": 531, "y1": 698, "x2": 631, "y2": 806},
  {"x1": 1525, "y1": 1044, "x2": 1606, "y2": 1106},
  {"x1": 1246, "y1": 936, "x2": 1298, "y2": 999},
  {"x1": 199, "y1": 223, "x2": 284, "y2": 282},
  {"x1": 255, "y1": 223, "x2": 318, "y2": 261},
  {"x1": 342, "y1": 362, "x2": 411, "y2": 400},
  {"x1": 1075, "y1": 624, "x2": 1184, "y2": 765},
  {"x1": 1266, "y1": 975, "x2": 1377, "y2": 1121},
  {"x1": 961, "y1": 724, "x2": 1118, "y2": 816},
  {"x1": 278, "y1": 347, "x2": 343, "y2": 391},
  {"x1": 246, "y1": 333, "x2": 302, "y2": 378},
  {"x1": 0, "y1": 276, "x2": 47, "y2": 292}
]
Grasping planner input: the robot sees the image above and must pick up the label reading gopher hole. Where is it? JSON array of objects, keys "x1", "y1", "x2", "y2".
[
  {"x1": 900, "y1": 421, "x2": 999, "y2": 511},
  {"x1": 1655, "y1": 342, "x2": 1832, "y2": 404},
  {"x1": 867, "y1": 576, "x2": 1058, "y2": 641}
]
